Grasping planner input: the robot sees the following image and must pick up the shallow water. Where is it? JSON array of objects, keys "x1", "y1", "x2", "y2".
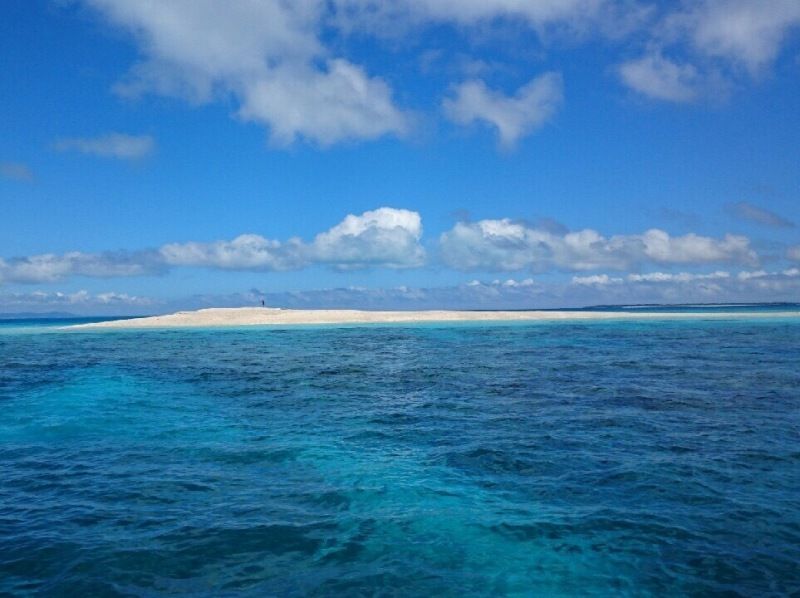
[{"x1": 1, "y1": 318, "x2": 799, "y2": 596}]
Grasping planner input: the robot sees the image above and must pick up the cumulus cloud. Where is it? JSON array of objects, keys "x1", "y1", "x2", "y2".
[
  {"x1": 620, "y1": 1, "x2": 800, "y2": 101},
  {"x1": 340, "y1": 0, "x2": 800, "y2": 70},
  {"x1": 83, "y1": 0, "x2": 407, "y2": 146},
  {"x1": 440, "y1": 218, "x2": 758, "y2": 272},
  {"x1": 4, "y1": 208, "x2": 792, "y2": 295},
  {"x1": 309, "y1": 207, "x2": 425, "y2": 268},
  {"x1": 673, "y1": 0, "x2": 800, "y2": 75},
  {"x1": 73, "y1": 0, "x2": 800, "y2": 140},
  {"x1": 2, "y1": 208, "x2": 423, "y2": 285},
  {"x1": 160, "y1": 235, "x2": 304, "y2": 271},
  {"x1": 162, "y1": 207, "x2": 425, "y2": 271},
  {"x1": 340, "y1": 0, "x2": 800, "y2": 106},
  {"x1": 443, "y1": 73, "x2": 563, "y2": 147},
  {"x1": 726, "y1": 201, "x2": 795, "y2": 228},
  {"x1": 237, "y1": 60, "x2": 407, "y2": 146},
  {"x1": 53, "y1": 133, "x2": 155, "y2": 159},
  {"x1": 619, "y1": 52, "x2": 699, "y2": 102},
  {"x1": 0, "y1": 161, "x2": 34, "y2": 182}
]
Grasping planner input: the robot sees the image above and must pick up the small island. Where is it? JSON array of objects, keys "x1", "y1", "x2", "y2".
[{"x1": 66, "y1": 306, "x2": 800, "y2": 329}]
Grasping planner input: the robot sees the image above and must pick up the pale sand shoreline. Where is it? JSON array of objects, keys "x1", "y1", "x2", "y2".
[{"x1": 65, "y1": 307, "x2": 800, "y2": 329}]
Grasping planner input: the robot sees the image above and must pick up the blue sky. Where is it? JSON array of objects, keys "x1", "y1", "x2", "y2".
[{"x1": 2, "y1": 0, "x2": 800, "y2": 313}]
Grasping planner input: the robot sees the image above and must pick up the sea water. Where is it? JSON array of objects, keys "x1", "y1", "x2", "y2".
[{"x1": 1, "y1": 315, "x2": 799, "y2": 596}]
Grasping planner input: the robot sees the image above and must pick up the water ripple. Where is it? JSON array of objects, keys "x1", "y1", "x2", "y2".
[{"x1": 1, "y1": 320, "x2": 799, "y2": 595}]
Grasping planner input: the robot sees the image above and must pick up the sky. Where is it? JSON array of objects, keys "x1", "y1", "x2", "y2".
[{"x1": 1, "y1": 0, "x2": 800, "y2": 314}]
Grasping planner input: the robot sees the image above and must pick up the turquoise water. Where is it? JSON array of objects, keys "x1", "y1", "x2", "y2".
[{"x1": 1, "y1": 316, "x2": 800, "y2": 596}]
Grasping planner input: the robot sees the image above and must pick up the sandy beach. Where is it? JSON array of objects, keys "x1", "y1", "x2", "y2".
[{"x1": 65, "y1": 307, "x2": 800, "y2": 329}]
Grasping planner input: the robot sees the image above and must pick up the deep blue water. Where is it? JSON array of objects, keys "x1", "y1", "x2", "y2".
[{"x1": 1, "y1": 316, "x2": 800, "y2": 596}]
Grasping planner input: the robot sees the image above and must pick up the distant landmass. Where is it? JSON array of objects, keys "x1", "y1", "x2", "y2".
[{"x1": 0, "y1": 312, "x2": 79, "y2": 319}]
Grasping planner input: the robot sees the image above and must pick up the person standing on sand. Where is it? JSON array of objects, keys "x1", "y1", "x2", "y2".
[{"x1": 261, "y1": 300, "x2": 265, "y2": 307}]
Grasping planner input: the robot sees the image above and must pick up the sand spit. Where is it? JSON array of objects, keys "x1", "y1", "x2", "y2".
[{"x1": 65, "y1": 307, "x2": 800, "y2": 329}]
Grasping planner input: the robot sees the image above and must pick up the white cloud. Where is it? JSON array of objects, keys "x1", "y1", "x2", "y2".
[
  {"x1": 160, "y1": 235, "x2": 303, "y2": 271},
  {"x1": 309, "y1": 207, "x2": 425, "y2": 268},
  {"x1": 566, "y1": 267, "x2": 800, "y2": 304},
  {"x1": 443, "y1": 73, "x2": 563, "y2": 147},
  {"x1": 619, "y1": 52, "x2": 699, "y2": 102},
  {"x1": 3, "y1": 208, "x2": 790, "y2": 291},
  {"x1": 0, "y1": 161, "x2": 34, "y2": 182},
  {"x1": 639, "y1": 229, "x2": 755, "y2": 264},
  {"x1": 84, "y1": 0, "x2": 407, "y2": 146},
  {"x1": 736, "y1": 269, "x2": 767, "y2": 280},
  {"x1": 0, "y1": 251, "x2": 162, "y2": 284},
  {"x1": 674, "y1": 0, "x2": 800, "y2": 75},
  {"x1": 76, "y1": 0, "x2": 800, "y2": 139},
  {"x1": 53, "y1": 133, "x2": 155, "y2": 159},
  {"x1": 340, "y1": 0, "x2": 800, "y2": 73},
  {"x1": 439, "y1": 218, "x2": 758, "y2": 272},
  {"x1": 161, "y1": 207, "x2": 425, "y2": 271},
  {"x1": 1, "y1": 208, "x2": 424, "y2": 285},
  {"x1": 238, "y1": 60, "x2": 407, "y2": 146},
  {"x1": 572, "y1": 274, "x2": 624, "y2": 286},
  {"x1": 620, "y1": 1, "x2": 800, "y2": 101}
]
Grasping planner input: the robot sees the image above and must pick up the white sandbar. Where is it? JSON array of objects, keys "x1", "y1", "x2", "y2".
[{"x1": 65, "y1": 307, "x2": 800, "y2": 329}]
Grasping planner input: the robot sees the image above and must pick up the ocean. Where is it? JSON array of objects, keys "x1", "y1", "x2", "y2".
[{"x1": 1, "y1": 311, "x2": 799, "y2": 596}]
